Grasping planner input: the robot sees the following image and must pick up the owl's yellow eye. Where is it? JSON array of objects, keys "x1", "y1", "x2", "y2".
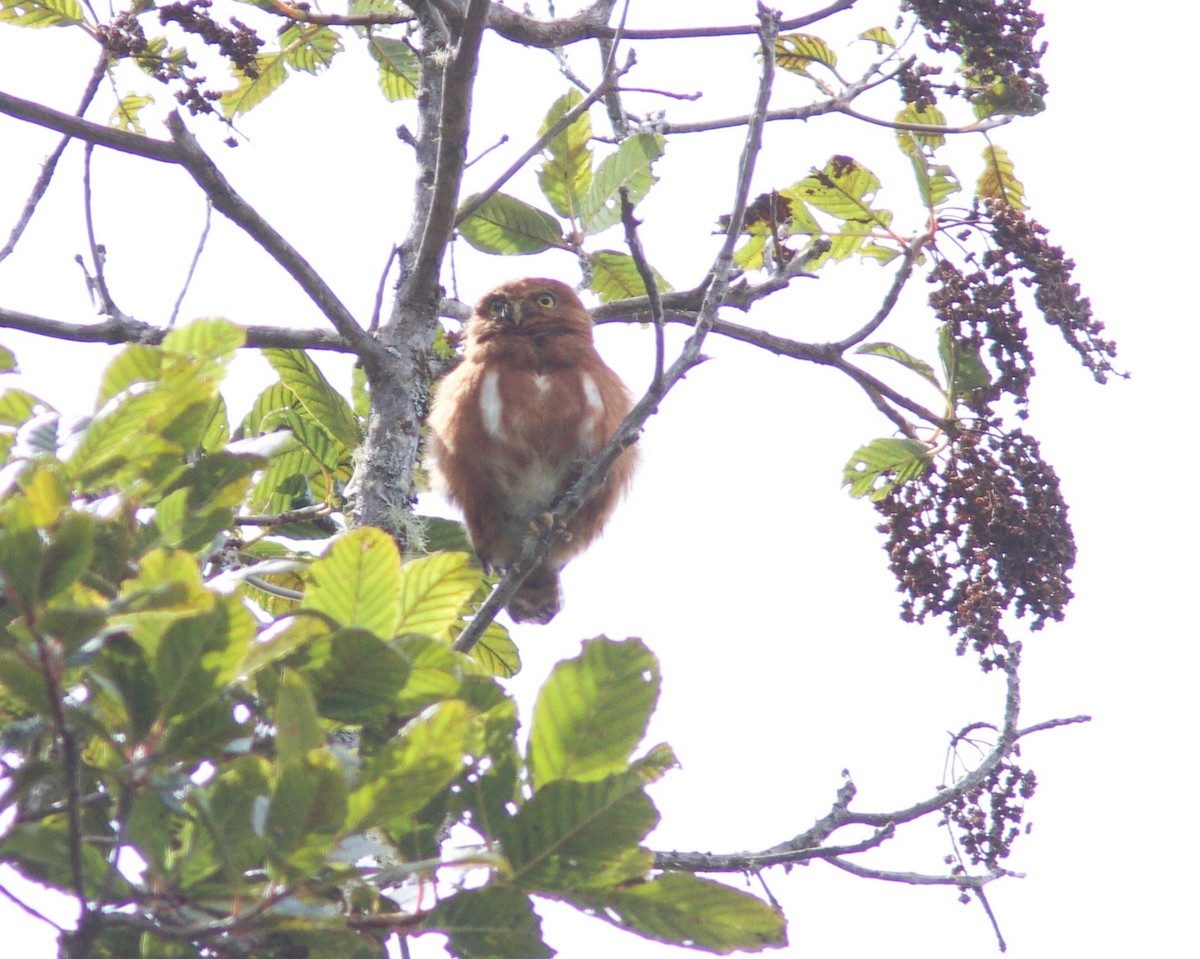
[
  {"x1": 534, "y1": 292, "x2": 557, "y2": 309},
  {"x1": 486, "y1": 296, "x2": 507, "y2": 317}
]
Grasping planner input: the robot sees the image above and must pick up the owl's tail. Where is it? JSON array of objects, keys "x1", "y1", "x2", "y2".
[{"x1": 507, "y1": 567, "x2": 562, "y2": 624}]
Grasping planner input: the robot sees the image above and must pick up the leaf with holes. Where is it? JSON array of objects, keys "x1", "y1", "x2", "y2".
[
  {"x1": 579, "y1": 134, "x2": 664, "y2": 234},
  {"x1": 775, "y1": 32, "x2": 837, "y2": 75},
  {"x1": 843, "y1": 438, "x2": 932, "y2": 501},
  {"x1": 538, "y1": 89, "x2": 594, "y2": 221},
  {"x1": 977, "y1": 144, "x2": 1026, "y2": 210}
]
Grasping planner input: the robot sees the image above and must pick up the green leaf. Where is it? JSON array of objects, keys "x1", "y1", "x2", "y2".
[
  {"x1": 394, "y1": 634, "x2": 465, "y2": 714},
  {"x1": 303, "y1": 627, "x2": 411, "y2": 722},
  {"x1": 262, "y1": 348, "x2": 361, "y2": 450},
  {"x1": 398, "y1": 551, "x2": 483, "y2": 641},
  {"x1": 842, "y1": 438, "x2": 932, "y2": 501},
  {"x1": 467, "y1": 621, "x2": 521, "y2": 679},
  {"x1": 155, "y1": 451, "x2": 263, "y2": 550},
  {"x1": 162, "y1": 317, "x2": 245, "y2": 366},
  {"x1": 279, "y1": 23, "x2": 341, "y2": 74},
  {"x1": 782, "y1": 157, "x2": 891, "y2": 228},
  {"x1": 304, "y1": 527, "x2": 403, "y2": 638},
  {"x1": 347, "y1": 699, "x2": 481, "y2": 831},
  {"x1": 0, "y1": 388, "x2": 43, "y2": 425},
  {"x1": 587, "y1": 250, "x2": 673, "y2": 303},
  {"x1": 94, "y1": 634, "x2": 160, "y2": 739},
  {"x1": 0, "y1": 0, "x2": 83, "y2": 27},
  {"x1": 154, "y1": 598, "x2": 254, "y2": 720},
  {"x1": 0, "y1": 497, "x2": 45, "y2": 610},
  {"x1": 775, "y1": 32, "x2": 837, "y2": 74},
  {"x1": 39, "y1": 511, "x2": 95, "y2": 600},
  {"x1": 528, "y1": 637, "x2": 660, "y2": 789},
  {"x1": 977, "y1": 144, "x2": 1026, "y2": 210},
  {"x1": 856, "y1": 341, "x2": 941, "y2": 388},
  {"x1": 200, "y1": 394, "x2": 229, "y2": 453},
  {"x1": 538, "y1": 90, "x2": 594, "y2": 221},
  {"x1": 421, "y1": 886, "x2": 553, "y2": 959},
  {"x1": 0, "y1": 344, "x2": 15, "y2": 373},
  {"x1": 369, "y1": 35, "x2": 419, "y2": 100},
  {"x1": 859, "y1": 26, "x2": 896, "y2": 49},
  {"x1": 96, "y1": 344, "x2": 162, "y2": 409},
  {"x1": 265, "y1": 751, "x2": 348, "y2": 876},
  {"x1": 579, "y1": 134, "x2": 664, "y2": 234},
  {"x1": 569, "y1": 872, "x2": 786, "y2": 953},
  {"x1": 275, "y1": 669, "x2": 325, "y2": 765},
  {"x1": 502, "y1": 774, "x2": 657, "y2": 888},
  {"x1": 938, "y1": 325, "x2": 992, "y2": 397},
  {"x1": 895, "y1": 102, "x2": 948, "y2": 152},
  {"x1": 110, "y1": 93, "x2": 153, "y2": 134},
  {"x1": 458, "y1": 192, "x2": 566, "y2": 255},
  {"x1": 220, "y1": 54, "x2": 288, "y2": 117}
]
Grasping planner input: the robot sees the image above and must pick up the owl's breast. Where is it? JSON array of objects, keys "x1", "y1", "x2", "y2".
[{"x1": 475, "y1": 364, "x2": 606, "y2": 506}]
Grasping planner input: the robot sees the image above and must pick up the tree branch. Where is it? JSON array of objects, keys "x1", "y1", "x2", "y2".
[
  {"x1": 651, "y1": 656, "x2": 1089, "y2": 880},
  {"x1": 0, "y1": 305, "x2": 353, "y2": 352},
  {"x1": 487, "y1": 0, "x2": 856, "y2": 47}
]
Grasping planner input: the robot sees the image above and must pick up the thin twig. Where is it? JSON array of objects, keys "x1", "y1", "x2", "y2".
[
  {"x1": 168, "y1": 200, "x2": 212, "y2": 327},
  {"x1": 618, "y1": 187, "x2": 665, "y2": 389},
  {"x1": 245, "y1": 576, "x2": 304, "y2": 601},
  {"x1": 235, "y1": 504, "x2": 336, "y2": 527},
  {"x1": 370, "y1": 244, "x2": 400, "y2": 333},
  {"x1": 0, "y1": 881, "x2": 65, "y2": 932},
  {"x1": 0, "y1": 53, "x2": 107, "y2": 264},
  {"x1": 833, "y1": 237, "x2": 927, "y2": 351},
  {"x1": 82, "y1": 143, "x2": 124, "y2": 319}
]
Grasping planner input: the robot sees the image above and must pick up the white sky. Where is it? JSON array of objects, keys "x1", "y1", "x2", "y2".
[{"x1": 1, "y1": 2, "x2": 1196, "y2": 957}]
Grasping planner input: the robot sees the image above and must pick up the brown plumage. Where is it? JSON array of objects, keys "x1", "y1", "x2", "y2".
[{"x1": 426, "y1": 278, "x2": 636, "y2": 624}]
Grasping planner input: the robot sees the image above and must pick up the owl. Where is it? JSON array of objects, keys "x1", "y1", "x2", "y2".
[{"x1": 426, "y1": 277, "x2": 636, "y2": 624}]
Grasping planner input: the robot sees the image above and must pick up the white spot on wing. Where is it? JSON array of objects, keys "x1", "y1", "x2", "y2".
[
  {"x1": 579, "y1": 373, "x2": 604, "y2": 446},
  {"x1": 581, "y1": 373, "x2": 604, "y2": 413},
  {"x1": 534, "y1": 374, "x2": 550, "y2": 396},
  {"x1": 480, "y1": 370, "x2": 503, "y2": 438}
]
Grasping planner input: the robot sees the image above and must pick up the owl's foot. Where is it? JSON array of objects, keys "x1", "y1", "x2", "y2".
[{"x1": 529, "y1": 511, "x2": 572, "y2": 544}]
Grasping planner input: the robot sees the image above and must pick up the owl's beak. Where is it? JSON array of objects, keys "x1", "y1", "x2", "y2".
[{"x1": 507, "y1": 301, "x2": 523, "y2": 325}]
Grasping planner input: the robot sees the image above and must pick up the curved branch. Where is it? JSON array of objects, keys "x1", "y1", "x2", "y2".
[
  {"x1": 652, "y1": 661, "x2": 1089, "y2": 876},
  {"x1": 488, "y1": 0, "x2": 857, "y2": 47}
]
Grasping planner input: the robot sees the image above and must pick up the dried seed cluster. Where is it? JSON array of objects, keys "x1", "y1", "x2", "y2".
[
  {"x1": 944, "y1": 758, "x2": 1038, "y2": 879},
  {"x1": 904, "y1": 0, "x2": 1048, "y2": 114},
  {"x1": 877, "y1": 427, "x2": 1075, "y2": 670},
  {"x1": 97, "y1": 1, "x2": 264, "y2": 118}
]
